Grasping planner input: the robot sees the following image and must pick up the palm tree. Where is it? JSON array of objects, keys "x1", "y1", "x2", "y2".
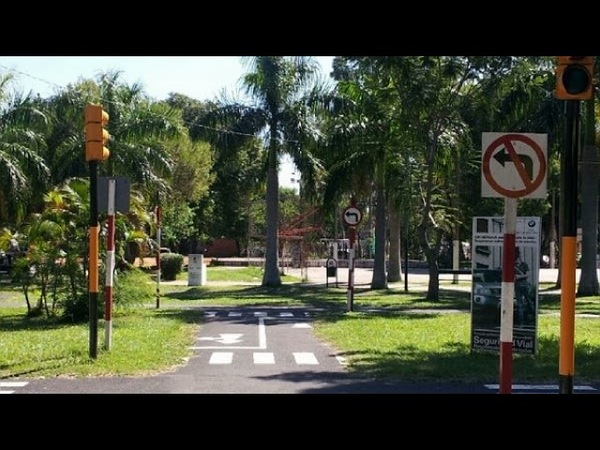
[
  {"x1": 0, "y1": 89, "x2": 51, "y2": 226},
  {"x1": 240, "y1": 57, "x2": 321, "y2": 286},
  {"x1": 319, "y1": 56, "x2": 399, "y2": 290}
]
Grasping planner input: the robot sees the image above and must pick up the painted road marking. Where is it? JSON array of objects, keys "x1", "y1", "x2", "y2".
[
  {"x1": 0, "y1": 381, "x2": 29, "y2": 394},
  {"x1": 192, "y1": 317, "x2": 267, "y2": 350},
  {"x1": 293, "y1": 323, "x2": 311, "y2": 328},
  {"x1": 294, "y1": 352, "x2": 319, "y2": 365},
  {"x1": 485, "y1": 384, "x2": 596, "y2": 392},
  {"x1": 201, "y1": 310, "x2": 315, "y2": 319},
  {"x1": 209, "y1": 352, "x2": 234, "y2": 364},
  {"x1": 253, "y1": 352, "x2": 275, "y2": 364},
  {"x1": 206, "y1": 351, "x2": 325, "y2": 366},
  {"x1": 198, "y1": 333, "x2": 244, "y2": 344}
]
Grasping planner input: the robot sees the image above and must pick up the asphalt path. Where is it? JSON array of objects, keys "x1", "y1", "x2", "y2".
[{"x1": 7, "y1": 303, "x2": 496, "y2": 395}]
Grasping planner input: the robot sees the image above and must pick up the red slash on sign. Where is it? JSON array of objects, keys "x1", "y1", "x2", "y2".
[{"x1": 482, "y1": 133, "x2": 547, "y2": 199}]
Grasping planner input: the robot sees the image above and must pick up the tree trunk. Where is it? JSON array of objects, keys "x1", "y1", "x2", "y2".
[
  {"x1": 577, "y1": 101, "x2": 598, "y2": 295},
  {"x1": 387, "y1": 198, "x2": 403, "y2": 282},
  {"x1": 262, "y1": 144, "x2": 282, "y2": 287},
  {"x1": 371, "y1": 159, "x2": 388, "y2": 289},
  {"x1": 421, "y1": 140, "x2": 441, "y2": 302}
]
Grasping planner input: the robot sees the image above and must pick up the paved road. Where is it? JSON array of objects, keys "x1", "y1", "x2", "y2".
[
  {"x1": 2, "y1": 304, "x2": 493, "y2": 395},
  {"x1": 283, "y1": 266, "x2": 565, "y2": 287},
  {"x1": 3, "y1": 266, "x2": 597, "y2": 395},
  {"x1": 9, "y1": 304, "x2": 589, "y2": 395}
]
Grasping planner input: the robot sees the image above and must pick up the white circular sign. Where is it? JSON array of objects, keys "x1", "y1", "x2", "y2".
[{"x1": 343, "y1": 206, "x2": 362, "y2": 226}]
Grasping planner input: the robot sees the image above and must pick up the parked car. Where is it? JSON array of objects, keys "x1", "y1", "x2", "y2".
[
  {"x1": 472, "y1": 269, "x2": 502, "y2": 308},
  {"x1": 473, "y1": 282, "x2": 502, "y2": 307},
  {"x1": 472, "y1": 268, "x2": 536, "y2": 327}
]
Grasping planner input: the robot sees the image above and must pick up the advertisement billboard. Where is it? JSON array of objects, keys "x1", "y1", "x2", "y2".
[{"x1": 471, "y1": 217, "x2": 540, "y2": 355}]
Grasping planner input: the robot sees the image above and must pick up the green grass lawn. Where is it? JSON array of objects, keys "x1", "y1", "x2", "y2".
[{"x1": 1, "y1": 266, "x2": 599, "y2": 384}]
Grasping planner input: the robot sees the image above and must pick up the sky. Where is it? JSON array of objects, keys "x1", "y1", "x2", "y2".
[
  {"x1": 0, "y1": 56, "x2": 335, "y2": 101},
  {"x1": 0, "y1": 56, "x2": 335, "y2": 189}
]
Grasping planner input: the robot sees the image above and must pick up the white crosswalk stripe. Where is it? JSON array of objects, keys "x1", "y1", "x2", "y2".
[
  {"x1": 293, "y1": 352, "x2": 319, "y2": 365},
  {"x1": 204, "y1": 310, "x2": 311, "y2": 319},
  {"x1": 0, "y1": 381, "x2": 28, "y2": 394},
  {"x1": 253, "y1": 352, "x2": 275, "y2": 364},
  {"x1": 205, "y1": 351, "x2": 325, "y2": 366},
  {"x1": 209, "y1": 352, "x2": 234, "y2": 364}
]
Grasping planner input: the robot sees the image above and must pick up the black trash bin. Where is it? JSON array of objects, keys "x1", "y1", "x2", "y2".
[{"x1": 326, "y1": 258, "x2": 337, "y2": 277}]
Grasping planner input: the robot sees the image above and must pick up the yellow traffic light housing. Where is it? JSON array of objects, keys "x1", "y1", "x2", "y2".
[
  {"x1": 555, "y1": 56, "x2": 595, "y2": 100},
  {"x1": 85, "y1": 104, "x2": 110, "y2": 161}
]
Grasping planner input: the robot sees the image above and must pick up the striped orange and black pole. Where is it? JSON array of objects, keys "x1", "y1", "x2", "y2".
[
  {"x1": 559, "y1": 99, "x2": 580, "y2": 394},
  {"x1": 88, "y1": 160, "x2": 100, "y2": 359},
  {"x1": 85, "y1": 104, "x2": 110, "y2": 359}
]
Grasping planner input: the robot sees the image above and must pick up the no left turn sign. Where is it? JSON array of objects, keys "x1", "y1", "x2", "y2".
[{"x1": 481, "y1": 132, "x2": 547, "y2": 199}]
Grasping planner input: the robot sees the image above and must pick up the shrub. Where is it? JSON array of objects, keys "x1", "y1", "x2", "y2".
[
  {"x1": 113, "y1": 267, "x2": 156, "y2": 307},
  {"x1": 63, "y1": 292, "x2": 104, "y2": 323},
  {"x1": 160, "y1": 253, "x2": 184, "y2": 281}
]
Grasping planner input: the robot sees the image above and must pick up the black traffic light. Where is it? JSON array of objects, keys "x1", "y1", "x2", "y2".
[
  {"x1": 85, "y1": 104, "x2": 110, "y2": 161},
  {"x1": 555, "y1": 56, "x2": 595, "y2": 100}
]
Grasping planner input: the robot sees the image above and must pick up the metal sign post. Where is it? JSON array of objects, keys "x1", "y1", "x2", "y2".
[
  {"x1": 481, "y1": 132, "x2": 547, "y2": 394},
  {"x1": 343, "y1": 202, "x2": 362, "y2": 312}
]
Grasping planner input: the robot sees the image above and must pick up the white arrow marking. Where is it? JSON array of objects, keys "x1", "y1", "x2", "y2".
[
  {"x1": 192, "y1": 317, "x2": 267, "y2": 350},
  {"x1": 198, "y1": 333, "x2": 243, "y2": 344}
]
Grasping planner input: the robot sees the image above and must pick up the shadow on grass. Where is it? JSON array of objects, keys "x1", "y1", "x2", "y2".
[
  {"x1": 151, "y1": 306, "x2": 205, "y2": 323},
  {"x1": 161, "y1": 284, "x2": 351, "y2": 310},
  {"x1": 0, "y1": 310, "x2": 78, "y2": 332},
  {"x1": 160, "y1": 283, "x2": 473, "y2": 312}
]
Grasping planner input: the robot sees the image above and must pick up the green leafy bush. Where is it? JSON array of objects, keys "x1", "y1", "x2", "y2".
[
  {"x1": 113, "y1": 268, "x2": 156, "y2": 307},
  {"x1": 63, "y1": 292, "x2": 104, "y2": 323},
  {"x1": 160, "y1": 253, "x2": 184, "y2": 281}
]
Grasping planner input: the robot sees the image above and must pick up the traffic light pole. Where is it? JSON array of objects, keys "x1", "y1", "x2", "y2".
[
  {"x1": 559, "y1": 99, "x2": 580, "y2": 394},
  {"x1": 85, "y1": 103, "x2": 110, "y2": 359},
  {"x1": 88, "y1": 160, "x2": 99, "y2": 359}
]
